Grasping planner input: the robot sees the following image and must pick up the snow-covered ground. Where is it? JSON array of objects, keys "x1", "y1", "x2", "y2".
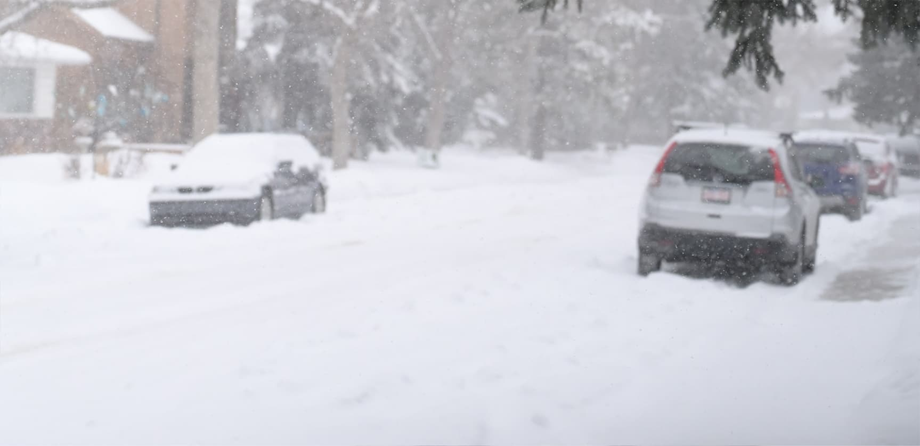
[{"x1": 1, "y1": 147, "x2": 918, "y2": 444}]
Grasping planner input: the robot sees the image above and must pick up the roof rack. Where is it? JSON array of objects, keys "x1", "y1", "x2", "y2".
[{"x1": 778, "y1": 132, "x2": 795, "y2": 146}]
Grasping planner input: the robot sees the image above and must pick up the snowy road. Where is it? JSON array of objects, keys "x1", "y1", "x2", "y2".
[{"x1": 1, "y1": 148, "x2": 918, "y2": 444}]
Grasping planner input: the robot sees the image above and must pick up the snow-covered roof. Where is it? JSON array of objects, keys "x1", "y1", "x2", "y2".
[
  {"x1": 0, "y1": 32, "x2": 91, "y2": 65},
  {"x1": 71, "y1": 8, "x2": 154, "y2": 43},
  {"x1": 670, "y1": 128, "x2": 786, "y2": 149},
  {"x1": 799, "y1": 105, "x2": 854, "y2": 121}
]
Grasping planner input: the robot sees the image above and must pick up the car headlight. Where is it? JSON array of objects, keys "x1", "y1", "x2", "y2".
[{"x1": 152, "y1": 186, "x2": 172, "y2": 194}]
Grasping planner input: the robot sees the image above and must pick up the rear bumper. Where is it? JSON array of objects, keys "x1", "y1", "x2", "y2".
[
  {"x1": 638, "y1": 224, "x2": 793, "y2": 264},
  {"x1": 150, "y1": 199, "x2": 260, "y2": 226},
  {"x1": 868, "y1": 177, "x2": 889, "y2": 195}
]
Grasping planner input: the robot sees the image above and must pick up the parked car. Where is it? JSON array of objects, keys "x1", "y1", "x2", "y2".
[
  {"x1": 798, "y1": 131, "x2": 899, "y2": 198},
  {"x1": 149, "y1": 133, "x2": 328, "y2": 227},
  {"x1": 638, "y1": 129, "x2": 821, "y2": 285},
  {"x1": 889, "y1": 134, "x2": 920, "y2": 178},
  {"x1": 791, "y1": 135, "x2": 868, "y2": 221}
]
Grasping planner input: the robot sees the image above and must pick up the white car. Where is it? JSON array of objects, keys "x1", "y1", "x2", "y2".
[
  {"x1": 149, "y1": 133, "x2": 328, "y2": 226},
  {"x1": 638, "y1": 129, "x2": 822, "y2": 284}
]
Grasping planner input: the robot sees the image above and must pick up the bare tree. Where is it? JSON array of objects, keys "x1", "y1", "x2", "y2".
[
  {"x1": 410, "y1": 1, "x2": 460, "y2": 164},
  {"x1": 299, "y1": 0, "x2": 381, "y2": 169}
]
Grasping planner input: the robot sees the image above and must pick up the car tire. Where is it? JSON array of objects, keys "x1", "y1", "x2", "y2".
[
  {"x1": 312, "y1": 189, "x2": 326, "y2": 214},
  {"x1": 803, "y1": 223, "x2": 818, "y2": 274},
  {"x1": 258, "y1": 193, "x2": 274, "y2": 222},
  {"x1": 846, "y1": 200, "x2": 864, "y2": 221},
  {"x1": 638, "y1": 251, "x2": 662, "y2": 277},
  {"x1": 778, "y1": 233, "x2": 805, "y2": 286}
]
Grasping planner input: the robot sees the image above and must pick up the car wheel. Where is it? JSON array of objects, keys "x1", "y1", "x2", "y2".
[
  {"x1": 312, "y1": 189, "x2": 326, "y2": 214},
  {"x1": 778, "y1": 233, "x2": 805, "y2": 286},
  {"x1": 846, "y1": 200, "x2": 864, "y2": 221},
  {"x1": 259, "y1": 193, "x2": 274, "y2": 222},
  {"x1": 638, "y1": 251, "x2": 662, "y2": 277},
  {"x1": 803, "y1": 223, "x2": 818, "y2": 274}
]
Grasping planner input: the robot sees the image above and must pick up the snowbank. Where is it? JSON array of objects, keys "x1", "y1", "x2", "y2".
[{"x1": 0, "y1": 146, "x2": 917, "y2": 444}]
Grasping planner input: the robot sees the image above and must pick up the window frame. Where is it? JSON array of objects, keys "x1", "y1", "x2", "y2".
[{"x1": 0, "y1": 63, "x2": 40, "y2": 119}]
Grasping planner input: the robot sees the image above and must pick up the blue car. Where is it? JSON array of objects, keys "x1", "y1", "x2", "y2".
[{"x1": 791, "y1": 139, "x2": 868, "y2": 221}]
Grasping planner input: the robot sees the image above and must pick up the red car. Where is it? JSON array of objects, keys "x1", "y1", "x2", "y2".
[{"x1": 854, "y1": 136, "x2": 900, "y2": 198}]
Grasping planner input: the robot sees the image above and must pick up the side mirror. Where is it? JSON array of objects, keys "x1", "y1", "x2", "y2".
[{"x1": 170, "y1": 164, "x2": 178, "y2": 171}]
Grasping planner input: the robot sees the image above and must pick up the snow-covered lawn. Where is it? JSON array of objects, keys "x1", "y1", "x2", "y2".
[{"x1": 1, "y1": 147, "x2": 917, "y2": 444}]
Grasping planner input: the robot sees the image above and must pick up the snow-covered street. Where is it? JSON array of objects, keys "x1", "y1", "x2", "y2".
[{"x1": 1, "y1": 147, "x2": 918, "y2": 444}]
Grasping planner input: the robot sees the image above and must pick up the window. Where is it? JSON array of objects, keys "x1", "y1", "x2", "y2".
[
  {"x1": 663, "y1": 143, "x2": 774, "y2": 185},
  {"x1": 0, "y1": 67, "x2": 36, "y2": 114}
]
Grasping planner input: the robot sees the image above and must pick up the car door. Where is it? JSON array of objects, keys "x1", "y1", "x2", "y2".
[
  {"x1": 269, "y1": 162, "x2": 300, "y2": 217},
  {"x1": 293, "y1": 167, "x2": 318, "y2": 214}
]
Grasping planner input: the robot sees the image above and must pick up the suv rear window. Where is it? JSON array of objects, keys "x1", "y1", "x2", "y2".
[
  {"x1": 793, "y1": 143, "x2": 852, "y2": 163},
  {"x1": 663, "y1": 143, "x2": 774, "y2": 185}
]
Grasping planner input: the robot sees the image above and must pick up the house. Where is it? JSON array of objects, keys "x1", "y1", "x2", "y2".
[
  {"x1": 0, "y1": 31, "x2": 91, "y2": 154},
  {"x1": 0, "y1": 0, "x2": 237, "y2": 155}
]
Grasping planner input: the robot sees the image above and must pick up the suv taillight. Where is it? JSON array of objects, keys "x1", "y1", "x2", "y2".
[
  {"x1": 768, "y1": 148, "x2": 792, "y2": 198},
  {"x1": 838, "y1": 163, "x2": 861, "y2": 175},
  {"x1": 648, "y1": 141, "x2": 678, "y2": 188}
]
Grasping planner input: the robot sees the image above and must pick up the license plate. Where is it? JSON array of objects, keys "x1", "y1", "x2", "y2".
[{"x1": 702, "y1": 187, "x2": 732, "y2": 204}]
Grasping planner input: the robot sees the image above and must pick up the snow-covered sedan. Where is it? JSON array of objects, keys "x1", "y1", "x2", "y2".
[{"x1": 149, "y1": 133, "x2": 327, "y2": 226}]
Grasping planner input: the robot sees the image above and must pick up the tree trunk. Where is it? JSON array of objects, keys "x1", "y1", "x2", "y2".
[
  {"x1": 331, "y1": 36, "x2": 353, "y2": 170},
  {"x1": 424, "y1": 57, "x2": 449, "y2": 154},
  {"x1": 423, "y1": 4, "x2": 459, "y2": 162},
  {"x1": 192, "y1": 0, "x2": 221, "y2": 143},
  {"x1": 517, "y1": 35, "x2": 538, "y2": 154}
]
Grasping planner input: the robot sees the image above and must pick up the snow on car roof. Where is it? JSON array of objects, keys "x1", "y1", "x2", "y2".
[
  {"x1": 71, "y1": 8, "x2": 155, "y2": 43},
  {"x1": 670, "y1": 128, "x2": 786, "y2": 149},
  {"x1": 796, "y1": 130, "x2": 888, "y2": 159},
  {"x1": 193, "y1": 133, "x2": 320, "y2": 164},
  {"x1": 795, "y1": 130, "x2": 884, "y2": 144},
  {"x1": 166, "y1": 133, "x2": 322, "y2": 185},
  {"x1": 0, "y1": 32, "x2": 92, "y2": 65}
]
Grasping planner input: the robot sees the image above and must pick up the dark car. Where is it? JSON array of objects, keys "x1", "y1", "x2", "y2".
[
  {"x1": 149, "y1": 133, "x2": 328, "y2": 227},
  {"x1": 791, "y1": 137, "x2": 868, "y2": 221}
]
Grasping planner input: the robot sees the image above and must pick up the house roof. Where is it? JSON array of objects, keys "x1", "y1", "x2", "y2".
[
  {"x1": 71, "y1": 7, "x2": 154, "y2": 43},
  {"x1": 0, "y1": 31, "x2": 92, "y2": 65}
]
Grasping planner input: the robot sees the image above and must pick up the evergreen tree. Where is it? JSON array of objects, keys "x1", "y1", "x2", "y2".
[
  {"x1": 829, "y1": 38, "x2": 920, "y2": 134},
  {"x1": 522, "y1": 0, "x2": 919, "y2": 89}
]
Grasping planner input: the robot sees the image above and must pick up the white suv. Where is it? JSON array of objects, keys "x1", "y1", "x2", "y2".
[{"x1": 638, "y1": 129, "x2": 821, "y2": 284}]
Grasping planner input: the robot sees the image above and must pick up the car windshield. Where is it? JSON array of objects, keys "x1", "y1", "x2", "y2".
[
  {"x1": 793, "y1": 143, "x2": 852, "y2": 163},
  {"x1": 663, "y1": 143, "x2": 774, "y2": 184}
]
